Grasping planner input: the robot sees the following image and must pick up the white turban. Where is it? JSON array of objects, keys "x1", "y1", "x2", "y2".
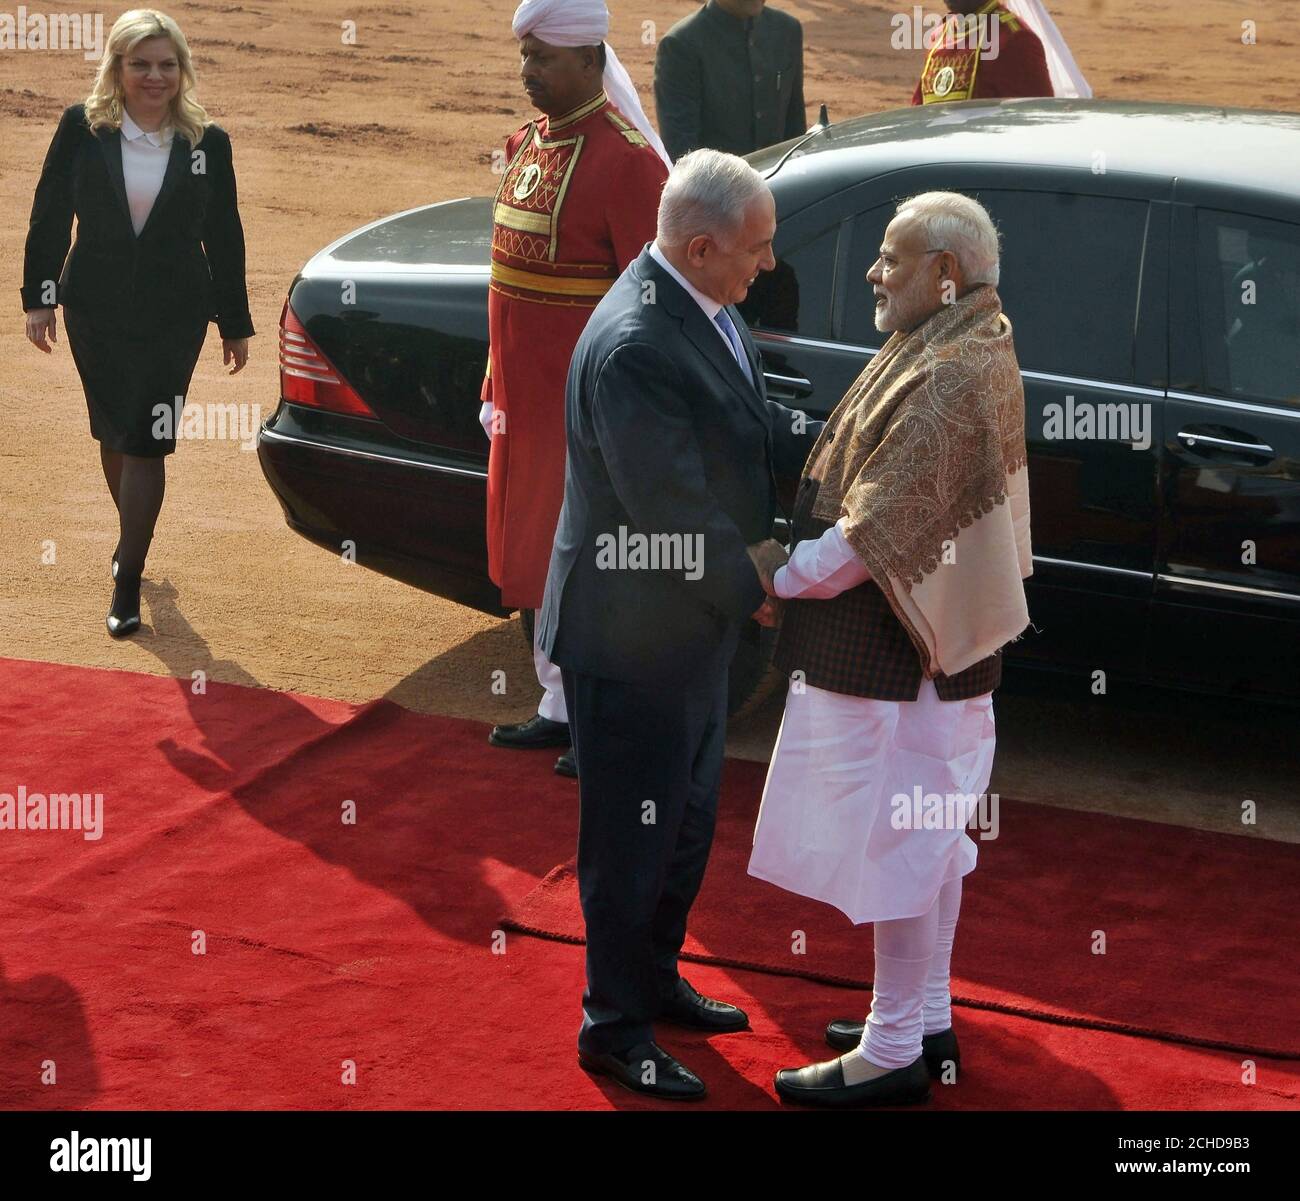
[
  {"x1": 1006, "y1": 0, "x2": 1093, "y2": 98},
  {"x1": 511, "y1": 0, "x2": 672, "y2": 166}
]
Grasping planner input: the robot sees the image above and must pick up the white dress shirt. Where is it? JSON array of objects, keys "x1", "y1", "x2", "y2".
[
  {"x1": 773, "y1": 516, "x2": 872, "y2": 599},
  {"x1": 120, "y1": 110, "x2": 173, "y2": 236}
]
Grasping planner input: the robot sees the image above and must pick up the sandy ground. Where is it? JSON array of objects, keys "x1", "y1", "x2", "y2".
[{"x1": 2, "y1": 1, "x2": 1297, "y2": 839}]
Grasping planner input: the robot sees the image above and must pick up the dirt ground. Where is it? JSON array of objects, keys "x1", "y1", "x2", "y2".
[{"x1": 2, "y1": 1, "x2": 1297, "y2": 838}]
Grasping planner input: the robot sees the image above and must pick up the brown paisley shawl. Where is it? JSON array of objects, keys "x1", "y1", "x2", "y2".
[{"x1": 807, "y1": 283, "x2": 1033, "y2": 677}]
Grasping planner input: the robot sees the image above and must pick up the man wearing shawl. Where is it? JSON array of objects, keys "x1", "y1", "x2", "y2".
[
  {"x1": 911, "y1": 0, "x2": 1091, "y2": 104},
  {"x1": 748, "y1": 192, "x2": 1032, "y2": 1107},
  {"x1": 482, "y1": 0, "x2": 671, "y2": 770}
]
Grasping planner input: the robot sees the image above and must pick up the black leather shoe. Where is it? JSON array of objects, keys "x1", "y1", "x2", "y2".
[
  {"x1": 106, "y1": 572, "x2": 141, "y2": 638},
  {"x1": 659, "y1": 976, "x2": 749, "y2": 1032},
  {"x1": 775, "y1": 1053, "x2": 931, "y2": 1108},
  {"x1": 578, "y1": 1040, "x2": 706, "y2": 1100},
  {"x1": 488, "y1": 714, "x2": 570, "y2": 749},
  {"x1": 554, "y1": 749, "x2": 577, "y2": 777},
  {"x1": 825, "y1": 1019, "x2": 961, "y2": 1079}
]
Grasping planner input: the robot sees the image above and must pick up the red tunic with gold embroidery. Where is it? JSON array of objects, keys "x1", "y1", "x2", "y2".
[
  {"x1": 911, "y1": 0, "x2": 1053, "y2": 105},
  {"x1": 481, "y1": 90, "x2": 668, "y2": 609}
]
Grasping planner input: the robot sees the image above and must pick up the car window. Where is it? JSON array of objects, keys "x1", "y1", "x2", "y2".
[
  {"x1": 1197, "y1": 210, "x2": 1300, "y2": 407},
  {"x1": 842, "y1": 190, "x2": 1149, "y2": 383},
  {"x1": 737, "y1": 223, "x2": 837, "y2": 339},
  {"x1": 839, "y1": 202, "x2": 895, "y2": 347}
]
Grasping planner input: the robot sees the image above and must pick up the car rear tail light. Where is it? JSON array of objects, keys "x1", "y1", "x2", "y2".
[{"x1": 278, "y1": 299, "x2": 378, "y2": 419}]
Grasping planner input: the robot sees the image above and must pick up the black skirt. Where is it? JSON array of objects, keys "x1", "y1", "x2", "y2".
[{"x1": 62, "y1": 304, "x2": 210, "y2": 457}]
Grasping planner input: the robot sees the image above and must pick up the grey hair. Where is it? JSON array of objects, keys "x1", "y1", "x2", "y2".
[
  {"x1": 894, "y1": 191, "x2": 1001, "y2": 287},
  {"x1": 656, "y1": 148, "x2": 768, "y2": 247}
]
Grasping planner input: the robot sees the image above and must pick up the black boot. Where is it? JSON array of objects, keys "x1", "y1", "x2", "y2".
[{"x1": 106, "y1": 570, "x2": 142, "y2": 638}]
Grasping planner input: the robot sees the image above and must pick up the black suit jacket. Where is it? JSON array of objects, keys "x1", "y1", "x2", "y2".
[
  {"x1": 21, "y1": 103, "x2": 254, "y2": 339},
  {"x1": 538, "y1": 245, "x2": 823, "y2": 688},
  {"x1": 654, "y1": 0, "x2": 806, "y2": 163}
]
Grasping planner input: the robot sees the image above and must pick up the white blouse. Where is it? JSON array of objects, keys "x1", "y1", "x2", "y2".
[{"x1": 120, "y1": 110, "x2": 173, "y2": 236}]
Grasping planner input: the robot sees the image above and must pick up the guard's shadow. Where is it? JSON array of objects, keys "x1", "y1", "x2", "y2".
[{"x1": 134, "y1": 579, "x2": 574, "y2": 945}]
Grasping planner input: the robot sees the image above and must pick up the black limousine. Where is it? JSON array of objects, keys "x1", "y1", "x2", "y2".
[{"x1": 257, "y1": 99, "x2": 1300, "y2": 706}]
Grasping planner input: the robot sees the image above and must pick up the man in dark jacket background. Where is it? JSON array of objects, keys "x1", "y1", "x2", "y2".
[{"x1": 653, "y1": 0, "x2": 807, "y2": 163}]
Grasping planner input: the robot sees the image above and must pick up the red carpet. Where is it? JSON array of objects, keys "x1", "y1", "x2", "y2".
[
  {"x1": 1, "y1": 655, "x2": 1296, "y2": 1110},
  {"x1": 504, "y1": 784, "x2": 1300, "y2": 1059}
]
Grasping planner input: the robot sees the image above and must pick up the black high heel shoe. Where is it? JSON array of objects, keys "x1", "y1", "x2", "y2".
[{"x1": 106, "y1": 570, "x2": 142, "y2": 638}]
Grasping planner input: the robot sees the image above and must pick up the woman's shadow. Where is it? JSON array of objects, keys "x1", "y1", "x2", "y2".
[{"x1": 0, "y1": 955, "x2": 100, "y2": 1108}]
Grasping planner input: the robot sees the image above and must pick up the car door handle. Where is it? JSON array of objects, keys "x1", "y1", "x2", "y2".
[
  {"x1": 1176, "y1": 428, "x2": 1274, "y2": 457},
  {"x1": 763, "y1": 371, "x2": 813, "y2": 400}
]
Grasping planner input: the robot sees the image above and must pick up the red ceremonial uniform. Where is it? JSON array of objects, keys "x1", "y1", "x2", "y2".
[
  {"x1": 482, "y1": 89, "x2": 668, "y2": 609},
  {"x1": 912, "y1": 0, "x2": 1053, "y2": 105}
]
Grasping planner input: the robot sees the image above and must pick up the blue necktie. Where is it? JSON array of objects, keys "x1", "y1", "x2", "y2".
[{"x1": 713, "y1": 307, "x2": 754, "y2": 387}]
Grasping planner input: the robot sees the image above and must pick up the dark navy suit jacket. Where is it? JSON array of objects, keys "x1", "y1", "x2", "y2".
[
  {"x1": 538, "y1": 244, "x2": 823, "y2": 688},
  {"x1": 21, "y1": 103, "x2": 254, "y2": 339}
]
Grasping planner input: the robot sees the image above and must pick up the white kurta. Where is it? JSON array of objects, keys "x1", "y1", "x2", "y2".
[{"x1": 747, "y1": 522, "x2": 997, "y2": 924}]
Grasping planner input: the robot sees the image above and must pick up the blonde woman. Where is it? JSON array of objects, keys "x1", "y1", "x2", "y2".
[{"x1": 21, "y1": 9, "x2": 253, "y2": 637}]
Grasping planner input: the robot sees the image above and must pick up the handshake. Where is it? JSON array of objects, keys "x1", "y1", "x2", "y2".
[{"x1": 746, "y1": 538, "x2": 789, "y2": 628}]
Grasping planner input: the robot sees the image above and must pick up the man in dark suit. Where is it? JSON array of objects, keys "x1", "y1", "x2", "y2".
[
  {"x1": 654, "y1": 0, "x2": 807, "y2": 163},
  {"x1": 537, "y1": 147, "x2": 823, "y2": 1100}
]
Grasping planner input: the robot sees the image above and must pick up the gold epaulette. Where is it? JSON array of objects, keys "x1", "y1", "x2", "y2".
[
  {"x1": 997, "y1": 8, "x2": 1022, "y2": 32},
  {"x1": 605, "y1": 109, "x2": 649, "y2": 146},
  {"x1": 975, "y1": 0, "x2": 1021, "y2": 33}
]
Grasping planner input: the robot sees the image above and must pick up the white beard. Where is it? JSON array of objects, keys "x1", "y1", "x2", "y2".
[{"x1": 873, "y1": 270, "x2": 933, "y2": 333}]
